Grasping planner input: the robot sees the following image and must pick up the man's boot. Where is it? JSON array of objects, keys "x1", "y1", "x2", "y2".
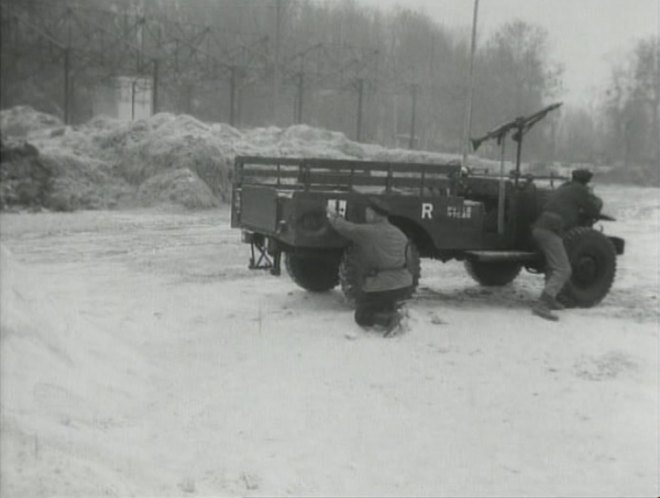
[
  {"x1": 541, "y1": 292, "x2": 565, "y2": 310},
  {"x1": 532, "y1": 293, "x2": 559, "y2": 321},
  {"x1": 372, "y1": 310, "x2": 394, "y2": 331},
  {"x1": 372, "y1": 309, "x2": 405, "y2": 337},
  {"x1": 383, "y1": 310, "x2": 404, "y2": 337}
]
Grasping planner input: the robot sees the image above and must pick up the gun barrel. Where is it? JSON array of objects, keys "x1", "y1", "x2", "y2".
[{"x1": 470, "y1": 102, "x2": 563, "y2": 151}]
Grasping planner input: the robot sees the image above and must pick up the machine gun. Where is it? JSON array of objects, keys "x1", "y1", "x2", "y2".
[
  {"x1": 471, "y1": 102, "x2": 563, "y2": 152},
  {"x1": 470, "y1": 102, "x2": 563, "y2": 236},
  {"x1": 471, "y1": 101, "x2": 563, "y2": 188}
]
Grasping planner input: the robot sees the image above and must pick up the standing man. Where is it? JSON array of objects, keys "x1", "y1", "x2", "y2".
[
  {"x1": 531, "y1": 169, "x2": 603, "y2": 321},
  {"x1": 326, "y1": 197, "x2": 413, "y2": 336}
]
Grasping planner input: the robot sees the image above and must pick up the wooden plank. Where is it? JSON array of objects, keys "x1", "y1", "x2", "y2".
[
  {"x1": 236, "y1": 155, "x2": 461, "y2": 175},
  {"x1": 237, "y1": 156, "x2": 305, "y2": 166},
  {"x1": 304, "y1": 158, "x2": 461, "y2": 175},
  {"x1": 391, "y1": 177, "x2": 450, "y2": 189},
  {"x1": 306, "y1": 172, "x2": 450, "y2": 189},
  {"x1": 241, "y1": 169, "x2": 301, "y2": 179}
]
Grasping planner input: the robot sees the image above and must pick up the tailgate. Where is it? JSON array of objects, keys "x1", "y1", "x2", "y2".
[{"x1": 237, "y1": 186, "x2": 279, "y2": 233}]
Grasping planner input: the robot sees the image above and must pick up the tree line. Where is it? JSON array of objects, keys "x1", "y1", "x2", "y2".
[{"x1": 1, "y1": 0, "x2": 658, "y2": 171}]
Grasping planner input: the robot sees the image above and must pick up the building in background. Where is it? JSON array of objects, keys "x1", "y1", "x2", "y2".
[{"x1": 93, "y1": 76, "x2": 152, "y2": 121}]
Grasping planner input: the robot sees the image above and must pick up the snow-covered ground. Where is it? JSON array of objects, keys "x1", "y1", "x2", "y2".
[{"x1": 0, "y1": 184, "x2": 657, "y2": 497}]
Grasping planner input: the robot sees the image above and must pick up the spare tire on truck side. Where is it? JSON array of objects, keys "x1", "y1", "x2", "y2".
[
  {"x1": 285, "y1": 252, "x2": 339, "y2": 292},
  {"x1": 464, "y1": 260, "x2": 522, "y2": 286}
]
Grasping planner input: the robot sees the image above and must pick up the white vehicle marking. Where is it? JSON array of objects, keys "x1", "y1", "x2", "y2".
[
  {"x1": 327, "y1": 199, "x2": 347, "y2": 217},
  {"x1": 421, "y1": 202, "x2": 434, "y2": 220}
]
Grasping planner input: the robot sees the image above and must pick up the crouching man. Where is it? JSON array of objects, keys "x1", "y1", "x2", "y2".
[{"x1": 326, "y1": 197, "x2": 413, "y2": 336}]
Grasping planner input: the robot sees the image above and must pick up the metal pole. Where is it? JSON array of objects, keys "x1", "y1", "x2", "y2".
[
  {"x1": 152, "y1": 59, "x2": 159, "y2": 115},
  {"x1": 409, "y1": 84, "x2": 418, "y2": 149},
  {"x1": 63, "y1": 47, "x2": 70, "y2": 125},
  {"x1": 356, "y1": 78, "x2": 364, "y2": 142},
  {"x1": 174, "y1": 38, "x2": 179, "y2": 73},
  {"x1": 131, "y1": 79, "x2": 137, "y2": 120},
  {"x1": 514, "y1": 130, "x2": 523, "y2": 188},
  {"x1": 137, "y1": 17, "x2": 144, "y2": 73},
  {"x1": 12, "y1": 15, "x2": 19, "y2": 76},
  {"x1": 273, "y1": 0, "x2": 282, "y2": 122},
  {"x1": 296, "y1": 71, "x2": 304, "y2": 123},
  {"x1": 229, "y1": 65, "x2": 237, "y2": 126},
  {"x1": 461, "y1": 0, "x2": 479, "y2": 168},
  {"x1": 64, "y1": 8, "x2": 72, "y2": 125},
  {"x1": 497, "y1": 136, "x2": 506, "y2": 236}
]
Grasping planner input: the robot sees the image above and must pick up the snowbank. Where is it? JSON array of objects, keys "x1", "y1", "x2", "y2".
[
  {"x1": 0, "y1": 134, "x2": 134, "y2": 212},
  {"x1": 137, "y1": 168, "x2": 218, "y2": 209},
  {"x1": 0, "y1": 105, "x2": 63, "y2": 137}
]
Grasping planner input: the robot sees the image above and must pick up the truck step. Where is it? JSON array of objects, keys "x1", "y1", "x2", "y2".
[{"x1": 465, "y1": 250, "x2": 540, "y2": 263}]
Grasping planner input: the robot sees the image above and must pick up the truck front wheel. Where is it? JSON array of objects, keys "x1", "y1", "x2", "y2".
[
  {"x1": 557, "y1": 227, "x2": 617, "y2": 307},
  {"x1": 285, "y1": 253, "x2": 340, "y2": 292}
]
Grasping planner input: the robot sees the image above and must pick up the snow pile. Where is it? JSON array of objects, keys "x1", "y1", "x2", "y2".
[
  {"x1": 0, "y1": 105, "x2": 63, "y2": 137},
  {"x1": 112, "y1": 114, "x2": 233, "y2": 202},
  {"x1": 0, "y1": 136, "x2": 49, "y2": 209},
  {"x1": 137, "y1": 168, "x2": 218, "y2": 209},
  {"x1": 2, "y1": 109, "x2": 230, "y2": 210},
  {"x1": 0, "y1": 133, "x2": 134, "y2": 212},
  {"x1": 239, "y1": 124, "x2": 368, "y2": 159},
  {"x1": 40, "y1": 153, "x2": 134, "y2": 211}
]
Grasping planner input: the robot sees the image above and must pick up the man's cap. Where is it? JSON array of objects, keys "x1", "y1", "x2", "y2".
[
  {"x1": 366, "y1": 197, "x2": 390, "y2": 216},
  {"x1": 572, "y1": 169, "x2": 593, "y2": 184}
]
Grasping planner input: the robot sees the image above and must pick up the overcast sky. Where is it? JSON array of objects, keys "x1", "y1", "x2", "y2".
[{"x1": 353, "y1": 0, "x2": 659, "y2": 107}]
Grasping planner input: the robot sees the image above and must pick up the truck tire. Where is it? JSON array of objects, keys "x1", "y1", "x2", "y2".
[
  {"x1": 464, "y1": 260, "x2": 522, "y2": 286},
  {"x1": 557, "y1": 227, "x2": 616, "y2": 308},
  {"x1": 338, "y1": 241, "x2": 421, "y2": 306},
  {"x1": 285, "y1": 253, "x2": 339, "y2": 292}
]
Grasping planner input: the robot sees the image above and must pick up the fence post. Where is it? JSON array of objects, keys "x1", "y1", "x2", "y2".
[
  {"x1": 356, "y1": 78, "x2": 364, "y2": 142},
  {"x1": 63, "y1": 47, "x2": 70, "y2": 125},
  {"x1": 409, "y1": 84, "x2": 418, "y2": 149},
  {"x1": 131, "y1": 79, "x2": 137, "y2": 120},
  {"x1": 229, "y1": 65, "x2": 237, "y2": 126},
  {"x1": 273, "y1": 0, "x2": 283, "y2": 122},
  {"x1": 296, "y1": 71, "x2": 304, "y2": 124},
  {"x1": 152, "y1": 59, "x2": 159, "y2": 115}
]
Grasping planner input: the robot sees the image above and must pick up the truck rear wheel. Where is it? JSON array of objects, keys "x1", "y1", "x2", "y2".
[
  {"x1": 464, "y1": 260, "x2": 522, "y2": 286},
  {"x1": 557, "y1": 227, "x2": 616, "y2": 308},
  {"x1": 338, "y1": 241, "x2": 420, "y2": 306},
  {"x1": 285, "y1": 253, "x2": 339, "y2": 292}
]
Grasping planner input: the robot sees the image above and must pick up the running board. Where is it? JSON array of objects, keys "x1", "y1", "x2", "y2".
[{"x1": 465, "y1": 250, "x2": 540, "y2": 263}]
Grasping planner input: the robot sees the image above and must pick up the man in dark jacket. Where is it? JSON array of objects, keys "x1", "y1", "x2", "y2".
[
  {"x1": 326, "y1": 197, "x2": 413, "y2": 336},
  {"x1": 531, "y1": 169, "x2": 603, "y2": 321}
]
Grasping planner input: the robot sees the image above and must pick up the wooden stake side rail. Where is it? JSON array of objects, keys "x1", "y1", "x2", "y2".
[{"x1": 234, "y1": 156, "x2": 462, "y2": 195}]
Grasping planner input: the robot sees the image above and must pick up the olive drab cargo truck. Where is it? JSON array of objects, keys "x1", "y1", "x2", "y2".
[{"x1": 231, "y1": 104, "x2": 624, "y2": 308}]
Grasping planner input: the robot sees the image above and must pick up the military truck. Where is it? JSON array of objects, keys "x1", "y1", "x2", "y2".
[{"x1": 230, "y1": 104, "x2": 624, "y2": 308}]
